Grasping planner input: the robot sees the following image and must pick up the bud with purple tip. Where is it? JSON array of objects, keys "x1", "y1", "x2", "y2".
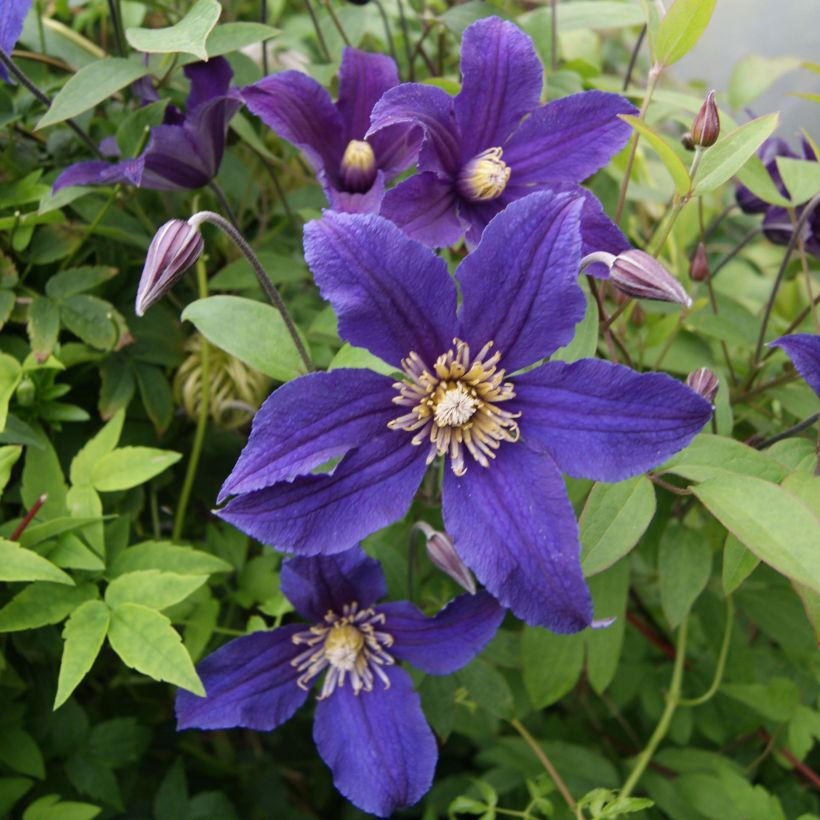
[
  {"x1": 689, "y1": 241, "x2": 710, "y2": 282},
  {"x1": 414, "y1": 522, "x2": 476, "y2": 595},
  {"x1": 135, "y1": 219, "x2": 204, "y2": 316},
  {"x1": 686, "y1": 368, "x2": 719, "y2": 404},
  {"x1": 609, "y1": 249, "x2": 692, "y2": 307},
  {"x1": 691, "y1": 91, "x2": 720, "y2": 149}
]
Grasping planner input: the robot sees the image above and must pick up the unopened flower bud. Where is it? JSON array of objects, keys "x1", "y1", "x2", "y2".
[
  {"x1": 686, "y1": 368, "x2": 719, "y2": 403},
  {"x1": 135, "y1": 219, "x2": 204, "y2": 316},
  {"x1": 691, "y1": 91, "x2": 720, "y2": 148},
  {"x1": 681, "y1": 131, "x2": 696, "y2": 151},
  {"x1": 609, "y1": 249, "x2": 692, "y2": 308},
  {"x1": 689, "y1": 241, "x2": 710, "y2": 282},
  {"x1": 414, "y1": 522, "x2": 476, "y2": 594}
]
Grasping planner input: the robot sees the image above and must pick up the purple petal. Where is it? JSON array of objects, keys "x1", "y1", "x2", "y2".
[
  {"x1": 313, "y1": 666, "x2": 437, "y2": 817},
  {"x1": 325, "y1": 170, "x2": 386, "y2": 214},
  {"x1": 0, "y1": 0, "x2": 33, "y2": 81},
  {"x1": 242, "y1": 71, "x2": 344, "y2": 177},
  {"x1": 281, "y1": 548, "x2": 387, "y2": 621},
  {"x1": 442, "y1": 443, "x2": 593, "y2": 632},
  {"x1": 503, "y1": 91, "x2": 636, "y2": 185},
  {"x1": 176, "y1": 624, "x2": 307, "y2": 731},
  {"x1": 176, "y1": 93, "x2": 242, "y2": 179},
  {"x1": 52, "y1": 157, "x2": 146, "y2": 192},
  {"x1": 337, "y1": 47, "x2": 399, "y2": 143},
  {"x1": 369, "y1": 83, "x2": 461, "y2": 177},
  {"x1": 454, "y1": 17, "x2": 542, "y2": 161},
  {"x1": 380, "y1": 172, "x2": 464, "y2": 248},
  {"x1": 184, "y1": 57, "x2": 233, "y2": 111},
  {"x1": 771, "y1": 333, "x2": 820, "y2": 398},
  {"x1": 368, "y1": 123, "x2": 421, "y2": 180},
  {"x1": 457, "y1": 190, "x2": 586, "y2": 372},
  {"x1": 377, "y1": 591, "x2": 503, "y2": 674},
  {"x1": 515, "y1": 358, "x2": 713, "y2": 482},
  {"x1": 303, "y1": 211, "x2": 457, "y2": 368},
  {"x1": 218, "y1": 432, "x2": 428, "y2": 556},
  {"x1": 220, "y1": 369, "x2": 397, "y2": 500},
  {"x1": 457, "y1": 194, "x2": 512, "y2": 247}
]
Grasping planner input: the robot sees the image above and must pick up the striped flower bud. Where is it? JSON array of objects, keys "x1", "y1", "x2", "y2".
[
  {"x1": 689, "y1": 241, "x2": 710, "y2": 282},
  {"x1": 414, "y1": 522, "x2": 476, "y2": 595},
  {"x1": 609, "y1": 249, "x2": 692, "y2": 307},
  {"x1": 691, "y1": 91, "x2": 720, "y2": 148},
  {"x1": 686, "y1": 368, "x2": 719, "y2": 403}
]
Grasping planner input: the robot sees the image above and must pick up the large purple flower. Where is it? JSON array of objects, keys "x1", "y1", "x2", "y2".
[
  {"x1": 0, "y1": 0, "x2": 33, "y2": 81},
  {"x1": 242, "y1": 48, "x2": 420, "y2": 214},
  {"x1": 176, "y1": 547, "x2": 503, "y2": 817},
  {"x1": 366, "y1": 16, "x2": 636, "y2": 249},
  {"x1": 216, "y1": 191, "x2": 712, "y2": 631},
  {"x1": 736, "y1": 137, "x2": 820, "y2": 257},
  {"x1": 53, "y1": 57, "x2": 242, "y2": 192},
  {"x1": 770, "y1": 333, "x2": 820, "y2": 398}
]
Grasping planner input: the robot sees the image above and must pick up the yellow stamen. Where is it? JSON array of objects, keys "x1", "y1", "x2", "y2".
[
  {"x1": 458, "y1": 147, "x2": 511, "y2": 202},
  {"x1": 340, "y1": 140, "x2": 377, "y2": 193}
]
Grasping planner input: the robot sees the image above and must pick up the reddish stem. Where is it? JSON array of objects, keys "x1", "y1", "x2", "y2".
[
  {"x1": 10, "y1": 494, "x2": 47, "y2": 541},
  {"x1": 757, "y1": 730, "x2": 820, "y2": 791},
  {"x1": 627, "y1": 611, "x2": 676, "y2": 659}
]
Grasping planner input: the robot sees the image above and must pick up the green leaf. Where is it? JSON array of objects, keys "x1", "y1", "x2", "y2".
[
  {"x1": 722, "y1": 534, "x2": 759, "y2": 595},
  {"x1": 661, "y1": 433, "x2": 787, "y2": 483},
  {"x1": 0, "y1": 354, "x2": 21, "y2": 432},
  {"x1": 182, "y1": 296, "x2": 307, "y2": 382},
  {"x1": 91, "y1": 447, "x2": 181, "y2": 492},
  {"x1": 115, "y1": 101, "x2": 168, "y2": 158},
  {"x1": 693, "y1": 114, "x2": 779, "y2": 194},
  {"x1": 0, "y1": 445, "x2": 22, "y2": 496},
  {"x1": 455, "y1": 659, "x2": 514, "y2": 718},
  {"x1": 721, "y1": 677, "x2": 799, "y2": 722},
  {"x1": 70, "y1": 409, "x2": 124, "y2": 486},
  {"x1": 98, "y1": 356, "x2": 135, "y2": 419},
  {"x1": 107, "y1": 603, "x2": 204, "y2": 694},
  {"x1": 551, "y1": 287, "x2": 599, "y2": 363},
  {"x1": 328, "y1": 344, "x2": 396, "y2": 376},
  {"x1": 47, "y1": 532, "x2": 105, "y2": 572},
  {"x1": 203, "y1": 22, "x2": 278, "y2": 58},
  {"x1": 0, "y1": 729, "x2": 44, "y2": 779},
  {"x1": 104, "y1": 570, "x2": 207, "y2": 610},
  {"x1": 27, "y1": 297, "x2": 60, "y2": 362},
  {"x1": 694, "y1": 475, "x2": 820, "y2": 593},
  {"x1": 522, "y1": 627, "x2": 584, "y2": 708},
  {"x1": 620, "y1": 115, "x2": 691, "y2": 194},
  {"x1": 776, "y1": 157, "x2": 820, "y2": 205},
  {"x1": 728, "y1": 55, "x2": 801, "y2": 109},
  {"x1": 22, "y1": 794, "x2": 101, "y2": 820},
  {"x1": 0, "y1": 777, "x2": 34, "y2": 818},
  {"x1": 54, "y1": 600, "x2": 110, "y2": 709},
  {"x1": 658, "y1": 524, "x2": 712, "y2": 628},
  {"x1": 134, "y1": 363, "x2": 174, "y2": 435},
  {"x1": 0, "y1": 583, "x2": 96, "y2": 632},
  {"x1": 109, "y1": 540, "x2": 232, "y2": 577},
  {"x1": 60, "y1": 295, "x2": 118, "y2": 350},
  {"x1": 580, "y1": 476, "x2": 656, "y2": 576},
  {"x1": 45, "y1": 266, "x2": 117, "y2": 299},
  {"x1": 0, "y1": 538, "x2": 74, "y2": 585},
  {"x1": 21, "y1": 439, "x2": 68, "y2": 515},
  {"x1": 36, "y1": 59, "x2": 149, "y2": 129},
  {"x1": 655, "y1": 0, "x2": 716, "y2": 66},
  {"x1": 18, "y1": 517, "x2": 104, "y2": 549},
  {"x1": 585, "y1": 560, "x2": 631, "y2": 694},
  {"x1": 125, "y1": 0, "x2": 222, "y2": 60}
]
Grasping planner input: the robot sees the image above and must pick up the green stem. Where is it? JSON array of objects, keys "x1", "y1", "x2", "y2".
[
  {"x1": 172, "y1": 259, "x2": 211, "y2": 543},
  {"x1": 304, "y1": 0, "x2": 332, "y2": 61},
  {"x1": 680, "y1": 598, "x2": 733, "y2": 707},
  {"x1": 60, "y1": 188, "x2": 119, "y2": 269},
  {"x1": 620, "y1": 616, "x2": 689, "y2": 799}
]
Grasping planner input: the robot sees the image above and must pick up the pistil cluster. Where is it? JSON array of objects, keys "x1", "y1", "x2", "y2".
[
  {"x1": 389, "y1": 339, "x2": 521, "y2": 476},
  {"x1": 291, "y1": 602, "x2": 395, "y2": 699}
]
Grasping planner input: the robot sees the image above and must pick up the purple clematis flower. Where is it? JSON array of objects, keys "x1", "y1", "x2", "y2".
[
  {"x1": 770, "y1": 333, "x2": 820, "y2": 398},
  {"x1": 736, "y1": 137, "x2": 820, "y2": 257},
  {"x1": 176, "y1": 547, "x2": 504, "y2": 817},
  {"x1": 366, "y1": 16, "x2": 636, "y2": 251},
  {"x1": 242, "y1": 48, "x2": 420, "y2": 214},
  {"x1": 53, "y1": 57, "x2": 242, "y2": 192},
  {"x1": 216, "y1": 191, "x2": 712, "y2": 631},
  {"x1": 0, "y1": 1, "x2": 33, "y2": 82}
]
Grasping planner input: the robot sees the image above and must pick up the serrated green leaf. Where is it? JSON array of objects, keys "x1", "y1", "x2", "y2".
[
  {"x1": 91, "y1": 447, "x2": 181, "y2": 492},
  {"x1": 522, "y1": 627, "x2": 584, "y2": 709},
  {"x1": 695, "y1": 475, "x2": 820, "y2": 592},
  {"x1": 54, "y1": 600, "x2": 110, "y2": 709},
  {"x1": 109, "y1": 540, "x2": 232, "y2": 577},
  {"x1": 125, "y1": 0, "x2": 221, "y2": 60},
  {"x1": 98, "y1": 356, "x2": 136, "y2": 419},
  {"x1": 580, "y1": 476, "x2": 656, "y2": 576},
  {"x1": 27, "y1": 297, "x2": 60, "y2": 362},
  {"x1": 45, "y1": 267, "x2": 117, "y2": 299},
  {"x1": 776, "y1": 156, "x2": 820, "y2": 205},
  {"x1": 18, "y1": 516, "x2": 105, "y2": 549},
  {"x1": 70, "y1": 409, "x2": 124, "y2": 486},
  {"x1": 21, "y1": 438, "x2": 68, "y2": 515},
  {"x1": 60, "y1": 294, "x2": 118, "y2": 351},
  {"x1": 0, "y1": 354, "x2": 21, "y2": 433},
  {"x1": 134, "y1": 363, "x2": 174, "y2": 434},
  {"x1": 0, "y1": 538, "x2": 74, "y2": 585},
  {"x1": 47, "y1": 532, "x2": 105, "y2": 572},
  {"x1": 182, "y1": 296, "x2": 307, "y2": 382},
  {"x1": 620, "y1": 115, "x2": 691, "y2": 194},
  {"x1": 107, "y1": 603, "x2": 204, "y2": 694},
  {"x1": 0, "y1": 445, "x2": 22, "y2": 496},
  {"x1": 36, "y1": 59, "x2": 149, "y2": 129},
  {"x1": 0, "y1": 582, "x2": 96, "y2": 632},
  {"x1": 105, "y1": 570, "x2": 207, "y2": 610},
  {"x1": 655, "y1": 0, "x2": 716, "y2": 66},
  {"x1": 658, "y1": 524, "x2": 712, "y2": 628}
]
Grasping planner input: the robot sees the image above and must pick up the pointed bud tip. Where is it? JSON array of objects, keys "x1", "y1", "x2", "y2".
[
  {"x1": 691, "y1": 90, "x2": 720, "y2": 148},
  {"x1": 689, "y1": 241, "x2": 710, "y2": 282},
  {"x1": 416, "y1": 523, "x2": 476, "y2": 595},
  {"x1": 609, "y1": 249, "x2": 692, "y2": 307},
  {"x1": 686, "y1": 368, "x2": 719, "y2": 403}
]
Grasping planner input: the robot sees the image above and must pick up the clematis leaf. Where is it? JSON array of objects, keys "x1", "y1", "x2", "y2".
[
  {"x1": 522, "y1": 627, "x2": 584, "y2": 709},
  {"x1": 91, "y1": 447, "x2": 181, "y2": 492},
  {"x1": 0, "y1": 539, "x2": 74, "y2": 585},
  {"x1": 776, "y1": 157, "x2": 820, "y2": 205},
  {"x1": 125, "y1": 0, "x2": 221, "y2": 60},
  {"x1": 655, "y1": 0, "x2": 717, "y2": 66},
  {"x1": 658, "y1": 524, "x2": 712, "y2": 628},
  {"x1": 104, "y1": 570, "x2": 207, "y2": 610},
  {"x1": 54, "y1": 600, "x2": 110, "y2": 709},
  {"x1": 620, "y1": 115, "x2": 690, "y2": 195}
]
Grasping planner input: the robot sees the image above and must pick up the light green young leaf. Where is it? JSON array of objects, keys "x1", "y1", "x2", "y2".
[
  {"x1": 70, "y1": 409, "x2": 124, "y2": 486},
  {"x1": 0, "y1": 583, "x2": 96, "y2": 632},
  {"x1": 693, "y1": 114, "x2": 779, "y2": 194},
  {"x1": 108, "y1": 541, "x2": 232, "y2": 577},
  {"x1": 734, "y1": 154, "x2": 793, "y2": 208},
  {"x1": 54, "y1": 600, "x2": 110, "y2": 709},
  {"x1": 658, "y1": 524, "x2": 712, "y2": 628},
  {"x1": 46, "y1": 532, "x2": 105, "y2": 572},
  {"x1": 620, "y1": 115, "x2": 691, "y2": 194},
  {"x1": 580, "y1": 476, "x2": 656, "y2": 576},
  {"x1": 522, "y1": 627, "x2": 584, "y2": 709},
  {"x1": 36, "y1": 59, "x2": 149, "y2": 129},
  {"x1": 107, "y1": 603, "x2": 205, "y2": 694},
  {"x1": 182, "y1": 296, "x2": 307, "y2": 382},
  {"x1": 728, "y1": 55, "x2": 802, "y2": 109},
  {"x1": 0, "y1": 445, "x2": 22, "y2": 496},
  {"x1": 0, "y1": 539, "x2": 74, "y2": 585},
  {"x1": 22, "y1": 794, "x2": 101, "y2": 820},
  {"x1": 655, "y1": 0, "x2": 716, "y2": 66},
  {"x1": 104, "y1": 570, "x2": 207, "y2": 610},
  {"x1": 694, "y1": 475, "x2": 820, "y2": 593},
  {"x1": 125, "y1": 0, "x2": 221, "y2": 60},
  {"x1": 203, "y1": 22, "x2": 279, "y2": 58},
  {"x1": 722, "y1": 534, "x2": 759, "y2": 595},
  {"x1": 776, "y1": 157, "x2": 820, "y2": 206},
  {"x1": 328, "y1": 344, "x2": 396, "y2": 376},
  {"x1": 0, "y1": 355, "x2": 21, "y2": 433},
  {"x1": 91, "y1": 447, "x2": 181, "y2": 492}
]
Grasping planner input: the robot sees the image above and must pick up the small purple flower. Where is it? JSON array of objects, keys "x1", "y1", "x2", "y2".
[
  {"x1": 0, "y1": 0, "x2": 33, "y2": 81},
  {"x1": 53, "y1": 58, "x2": 242, "y2": 192},
  {"x1": 216, "y1": 191, "x2": 712, "y2": 631},
  {"x1": 736, "y1": 137, "x2": 820, "y2": 257},
  {"x1": 367, "y1": 16, "x2": 636, "y2": 250},
  {"x1": 770, "y1": 334, "x2": 820, "y2": 398},
  {"x1": 176, "y1": 547, "x2": 503, "y2": 817},
  {"x1": 242, "y1": 48, "x2": 420, "y2": 214}
]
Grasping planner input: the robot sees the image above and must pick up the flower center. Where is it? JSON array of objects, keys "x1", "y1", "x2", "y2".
[
  {"x1": 458, "y1": 147, "x2": 511, "y2": 202},
  {"x1": 339, "y1": 139, "x2": 377, "y2": 193},
  {"x1": 388, "y1": 338, "x2": 521, "y2": 476},
  {"x1": 291, "y1": 602, "x2": 394, "y2": 699}
]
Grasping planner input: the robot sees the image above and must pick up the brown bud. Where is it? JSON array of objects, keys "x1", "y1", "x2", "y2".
[
  {"x1": 689, "y1": 241, "x2": 710, "y2": 282},
  {"x1": 691, "y1": 90, "x2": 720, "y2": 148},
  {"x1": 686, "y1": 368, "x2": 719, "y2": 403},
  {"x1": 681, "y1": 131, "x2": 696, "y2": 151},
  {"x1": 609, "y1": 249, "x2": 692, "y2": 307}
]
